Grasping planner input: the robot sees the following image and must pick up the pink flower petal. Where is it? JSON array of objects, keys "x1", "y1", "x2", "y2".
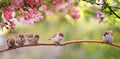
[{"x1": 2, "y1": 6, "x2": 15, "y2": 21}]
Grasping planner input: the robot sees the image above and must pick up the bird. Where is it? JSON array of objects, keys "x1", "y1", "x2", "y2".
[
  {"x1": 49, "y1": 32, "x2": 64, "y2": 46},
  {"x1": 33, "y1": 34, "x2": 39, "y2": 44},
  {"x1": 16, "y1": 34, "x2": 26, "y2": 46},
  {"x1": 103, "y1": 30, "x2": 114, "y2": 44},
  {"x1": 0, "y1": 21, "x2": 8, "y2": 31},
  {"x1": 7, "y1": 37, "x2": 16, "y2": 49},
  {"x1": 0, "y1": 21, "x2": 15, "y2": 33},
  {"x1": 26, "y1": 33, "x2": 39, "y2": 44}
]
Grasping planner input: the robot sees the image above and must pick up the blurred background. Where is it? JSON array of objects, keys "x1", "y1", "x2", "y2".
[{"x1": 0, "y1": 0, "x2": 120, "y2": 59}]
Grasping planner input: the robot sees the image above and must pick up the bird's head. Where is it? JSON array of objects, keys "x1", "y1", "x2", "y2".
[
  {"x1": 58, "y1": 32, "x2": 64, "y2": 37},
  {"x1": 18, "y1": 34, "x2": 24, "y2": 38},
  {"x1": 104, "y1": 30, "x2": 113, "y2": 36},
  {"x1": 104, "y1": 32, "x2": 109, "y2": 36},
  {"x1": 34, "y1": 34, "x2": 39, "y2": 39}
]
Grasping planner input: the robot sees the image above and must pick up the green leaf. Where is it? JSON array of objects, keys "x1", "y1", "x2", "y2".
[{"x1": 105, "y1": 15, "x2": 116, "y2": 25}]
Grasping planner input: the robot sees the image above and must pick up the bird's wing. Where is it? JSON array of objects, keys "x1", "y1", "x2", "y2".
[
  {"x1": 52, "y1": 33, "x2": 57, "y2": 38},
  {"x1": 50, "y1": 33, "x2": 57, "y2": 39}
]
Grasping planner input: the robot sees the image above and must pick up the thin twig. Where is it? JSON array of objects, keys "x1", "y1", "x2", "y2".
[{"x1": 0, "y1": 40, "x2": 120, "y2": 53}]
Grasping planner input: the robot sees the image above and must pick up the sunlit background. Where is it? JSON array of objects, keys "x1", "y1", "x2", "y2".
[{"x1": 0, "y1": 0, "x2": 120, "y2": 59}]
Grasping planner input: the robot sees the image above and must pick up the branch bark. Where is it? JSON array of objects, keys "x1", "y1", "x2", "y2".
[{"x1": 0, "y1": 40, "x2": 120, "y2": 53}]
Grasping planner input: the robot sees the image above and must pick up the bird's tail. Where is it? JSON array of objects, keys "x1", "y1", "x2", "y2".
[{"x1": 48, "y1": 39, "x2": 51, "y2": 40}]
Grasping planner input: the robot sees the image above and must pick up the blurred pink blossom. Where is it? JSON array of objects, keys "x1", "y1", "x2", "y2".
[
  {"x1": 19, "y1": 8, "x2": 43, "y2": 24},
  {"x1": 53, "y1": 0, "x2": 73, "y2": 10},
  {"x1": 2, "y1": 6, "x2": 15, "y2": 21},
  {"x1": 19, "y1": 16, "x2": 34, "y2": 24},
  {"x1": 13, "y1": 0, "x2": 23, "y2": 8},
  {"x1": 96, "y1": 10, "x2": 104, "y2": 24},
  {"x1": 53, "y1": 1, "x2": 64, "y2": 10},
  {"x1": 69, "y1": 8, "x2": 80, "y2": 20},
  {"x1": 68, "y1": 0, "x2": 73, "y2": 4},
  {"x1": 45, "y1": 9, "x2": 54, "y2": 15},
  {"x1": 45, "y1": 6, "x2": 54, "y2": 15},
  {"x1": 26, "y1": 0, "x2": 42, "y2": 8},
  {"x1": 96, "y1": 10, "x2": 104, "y2": 18}
]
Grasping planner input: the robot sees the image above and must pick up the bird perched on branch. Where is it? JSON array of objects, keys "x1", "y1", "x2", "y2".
[
  {"x1": 103, "y1": 30, "x2": 114, "y2": 44},
  {"x1": 7, "y1": 37, "x2": 16, "y2": 49},
  {"x1": 0, "y1": 21, "x2": 9, "y2": 31},
  {"x1": 16, "y1": 34, "x2": 26, "y2": 46},
  {"x1": 49, "y1": 32, "x2": 64, "y2": 46},
  {"x1": 26, "y1": 33, "x2": 39, "y2": 44},
  {"x1": 0, "y1": 21, "x2": 15, "y2": 34}
]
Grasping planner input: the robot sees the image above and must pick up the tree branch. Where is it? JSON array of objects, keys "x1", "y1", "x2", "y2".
[
  {"x1": 103, "y1": 1, "x2": 120, "y2": 18},
  {"x1": 0, "y1": 40, "x2": 120, "y2": 53},
  {"x1": 82, "y1": 0, "x2": 120, "y2": 19}
]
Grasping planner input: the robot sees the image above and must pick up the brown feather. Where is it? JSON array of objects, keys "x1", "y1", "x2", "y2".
[{"x1": 51, "y1": 33, "x2": 57, "y2": 38}]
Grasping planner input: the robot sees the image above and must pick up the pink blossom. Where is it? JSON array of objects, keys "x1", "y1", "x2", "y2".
[
  {"x1": 19, "y1": 8, "x2": 29, "y2": 15},
  {"x1": 52, "y1": 0, "x2": 67, "y2": 9},
  {"x1": 13, "y1": 0, "x2": 23, "y2": 8},
  {"x1": 53, "y1": 2, "x2": 64, "y2": 10},
  {"x1": 68, "y1": 0, "x2": 73, "y2": 4},
  {"x1": 45, "y1": 7, "x2": 54, "y2": 15},
  {"x1": 33, "y1": 13, "x2": 43, "y2": 22},
  {"x1": 52, "y1": 0, "x2": 73, "y2": 10},
  {"x1": 96, "y1": 10, "x2": 103, "y2": 18},
  {"x1": 26, "y1": 0, "x2": 42, "y2": 8},
  {"x1": 71, "y1": 13, "x2": 80, "y2": 20},
  {"x1": 69, "y1": 8, "x2": 80, "y2": 20},
  {"x1": 2, "y1": 6, "x2": 15, "y2": 21},
  {"x1": 34, "y1": 0, "x2": 41, "y2": 3},
  {"x1": 96, "y1": 11, "x2": 104, "y2": 24},
  {"x1": 19, "y1": 16, "x2": 34, "y2": 24},
  {"x1": 19, "y1": 8, "x2": 43, "y2": 24},
  {"x1": 45, "y1": 9, "x2": 54, "y2": 15}
]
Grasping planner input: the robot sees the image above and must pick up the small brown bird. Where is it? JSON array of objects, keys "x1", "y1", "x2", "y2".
[
  {"x1": 103, "y1": 30, "x2": 114, "y2": 44},
  {"x1": 16, "y1": 34, "x2": 26, "y2": 46},
  {"x1": 49, "y1": 32, "x2": 64, "y2": 45},
  {"x1": 26, "y1": 33, "x2": 39, "y2": 44},
  {"x1": 7, "y1": 37, "x2": 16, "y2": 49}
]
